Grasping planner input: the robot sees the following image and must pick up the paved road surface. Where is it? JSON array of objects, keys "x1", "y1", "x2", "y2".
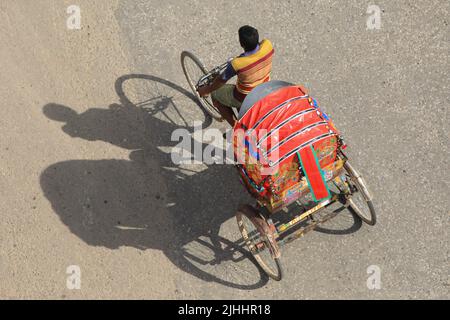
[{"x1": 0, "y1": 1, "x2": 448, "y2": 299}]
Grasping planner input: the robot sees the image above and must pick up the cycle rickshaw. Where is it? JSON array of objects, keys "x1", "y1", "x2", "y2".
[{"x1": 181, "y1": 51, "x2": 376, "y2": 281}]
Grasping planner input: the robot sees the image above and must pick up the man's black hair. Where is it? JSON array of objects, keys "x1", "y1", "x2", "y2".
[{"x1": 238, "y1": 25, "x2": 259, "y2": 52}]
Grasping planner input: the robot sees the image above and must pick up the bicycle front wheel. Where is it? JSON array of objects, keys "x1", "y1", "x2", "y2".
[{"x1": 180, "y1": 51, "x2": 223, "y2": 120}]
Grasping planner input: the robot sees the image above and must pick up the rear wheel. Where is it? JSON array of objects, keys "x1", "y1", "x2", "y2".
[
  {"x1": 236, "y1": 205, "x2": 283, "y2": 281},
  {"x1": 180, "y1": 51, "x2": 223, "y2": 120},
  {"x1": 344, "y1": 161, "x2": 377, "y2": 226}
]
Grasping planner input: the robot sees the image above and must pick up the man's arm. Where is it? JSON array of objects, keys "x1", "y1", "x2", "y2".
[
  {"x1": 197, "y1": 62, "x2": 236, "y2": 97},
  {"x1": 197, "y1": 75, "x2": 227, "y2": 97}
]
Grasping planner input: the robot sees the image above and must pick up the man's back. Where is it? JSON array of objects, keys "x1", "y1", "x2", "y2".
[
  {"x1": 231, "y1": 39, "x2": 274, "y2": 100},
  {"x1": 197, "y1": 25, "x2": 273, "y2": 127}
]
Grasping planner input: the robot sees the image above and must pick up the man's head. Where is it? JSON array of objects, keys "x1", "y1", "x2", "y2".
[{"x1": 238, "y1": 25, "x2": 259, "y2": 52}]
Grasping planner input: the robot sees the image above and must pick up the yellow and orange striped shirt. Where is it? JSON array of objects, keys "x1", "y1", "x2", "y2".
[{"x1": 231, "y1": 39, "x2": 274, "y2": 101}]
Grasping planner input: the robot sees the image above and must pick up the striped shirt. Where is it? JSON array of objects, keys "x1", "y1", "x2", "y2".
[{"x1": 221, "y1": 39, "x2": 274, "y2": 102}]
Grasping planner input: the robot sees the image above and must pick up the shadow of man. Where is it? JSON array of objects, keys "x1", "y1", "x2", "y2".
[{"x1": 40, "y1": 74, "x2": 268, "y2": 289}]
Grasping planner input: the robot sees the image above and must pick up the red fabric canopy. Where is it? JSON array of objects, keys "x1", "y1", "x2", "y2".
[{"x1": 234, "y1": 84, "x2": 339, "y2": 203}]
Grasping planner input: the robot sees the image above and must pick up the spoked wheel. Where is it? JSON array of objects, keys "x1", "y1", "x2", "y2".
[
  {"x1": 180, "y1": 51, "x2": 223, "y2": 120},
  {"x1": 236, "y1": 204, "x2": 283, "y2": 281},
  {"x1": 344, "y1": 161, "x2": 377, "y2": 226}
]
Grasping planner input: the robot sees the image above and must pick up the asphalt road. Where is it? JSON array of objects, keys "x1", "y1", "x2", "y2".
[{"x1": 0, "y1": 0, "x2": 448, "y2": 299}]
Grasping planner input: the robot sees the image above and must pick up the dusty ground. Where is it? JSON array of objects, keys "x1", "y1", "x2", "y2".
[{"x1": 0, "y1": 0, "x2": 448, "y2": 299}]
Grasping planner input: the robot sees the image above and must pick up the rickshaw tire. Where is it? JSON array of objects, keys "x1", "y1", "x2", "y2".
[
  {"x1": 344, "y1": 161, "x2": 377, "y2": 226},
  {"x1": 180, "y1": 51, "x2": 223, "y2": 121},
  {"x1": 348, "y1": 198, "x2": 377, "y2": 226},
  {"x1": 365, "y1": 200, "x2": 376, "y2": 226},
  {"x1": 236, "y1": 205, "x2": 283, "y2": 281}
]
